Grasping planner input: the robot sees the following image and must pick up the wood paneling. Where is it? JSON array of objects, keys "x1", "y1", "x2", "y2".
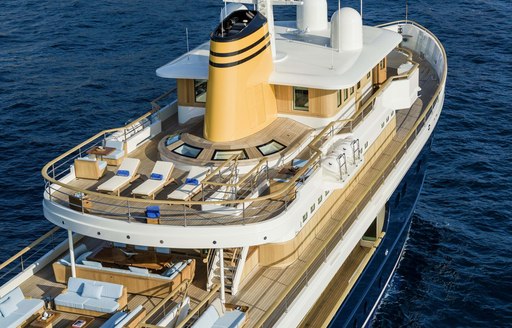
[
  {"x1": 52, "y1": 260, "x2": 196, "y2": 298},
  {"x1": 177, "y1": 79, "x2": 206, "y2": 108}
]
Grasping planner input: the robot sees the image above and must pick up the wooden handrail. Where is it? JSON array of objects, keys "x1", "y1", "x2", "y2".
[
  {"x1": 254, "y1": 20, "x2": 448, "y2": 327},
  {"x1": 0, "y1": 226, "x2": 60, "y2": 271},
  {"x1": 174, "y1": 284, "x2": 220, "y2": 328}
]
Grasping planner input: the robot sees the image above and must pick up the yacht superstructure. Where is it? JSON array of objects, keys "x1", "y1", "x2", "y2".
[{"x1": 0, "y1": 1, "x2": 446, "y2": 327}]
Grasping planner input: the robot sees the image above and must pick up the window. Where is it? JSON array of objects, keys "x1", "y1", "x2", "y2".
[
  {"x1": 357, "y1": 82, "x2": 361, "y2": 90},
  {"x1": 350, "y1": 87, "x2": 354, "y2": 95},
  {"x1": 257, "y1": 140, "x2": 285, "y2": 156},
  {"x1": 367, "y1": 72, "x2": 371, "y2": 79},
  {"x1": 194, "y1": 79, "x2": 207, "y2": 103},
  {"x1": 379, "y1": 58, "x2": 386, "y2": 69},
  {"x1": 302, "y1": 213, "x2": 308, "y2": 222},
  {"x1": 318, "y1": 195, "x2": 323, "y2": 205},
  {"x1": 310, "y1": 203, "x2": 315, "y2": 214},
  {"x1": 293, "y1": 87, "x2": 309, "y2": 111},
  {"x1": 337, "y1": 90, "x2": 342, "y2": 107},
  {"x1": 172, "y1": 143, "x2": 202, "y2": 158},
  {"x1": 212, "y1": 149, "x2": 248, "y2": 160},
  {"x1": 344, "y1": 89, "x2": 348, "y2": 101},
  {"x1": 165, "y1": 134, "x2": 181, "y2": 146}
]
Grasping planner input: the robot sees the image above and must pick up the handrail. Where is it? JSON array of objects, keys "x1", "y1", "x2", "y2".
[
  {"x1": 202, "y1": 153, "x2": 241, "y2": 185},
  {"x1": 174, "y1": 284, "x2": 221, "y2": 328},
  {"x1": 255, "y1": 20, "x2": 448, "y2": 327},
  {"x1": 0, "y1": 226, "x2": 60, "y2": 271},
  {"x1": 41, "y1": 35, "x2": 422, "y2": 217},
  {"x1": 139, "y1": 279, "x2": 190, "y2": 326}
]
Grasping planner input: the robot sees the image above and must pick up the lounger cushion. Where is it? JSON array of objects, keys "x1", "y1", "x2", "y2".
[
  {"x1": 0, "y1": 298, "x2": 18, "y2": 317},
  {"x1": 105, "y1": 149, "x2": 125, "y2": 160},
  {"x1": 81, "y1": 284, "x2": 103, "y2": 300},
  {"x1": 60, "y1": 244, "x2": 88, "y2": 265},
  {"x1": 76, "y1": 251, "x2": 93, "y2": 264},
  {"x1": 213, "y1": 311, "x2": 246, "y2": 328},
  {"x1": 55, "y1": 292, "x2": 89, "y2": 309},
  {"x1": 116, "y1": 305, "x2": 144, "y2": 327},
  {"x1": 150, "y1": 173, "x2": 163, "y2": 180},
  {"x1": 99, "y1": 311, "x2": 127, "y2": 328},
  {"x1": 105, "y1": 140, "x2": 124, "y2": 150},
  {"x1": 0, "y1": 298, "x2": 44, "y2": 328},
  {"x1": 117, "y1": 170, "x2": 130, "y2": 177},
  {"x1": 98, "y1": 160, "x2": 108, "y2": 170},
  {"x1": 82, "y1": 260, "x2": 103, "y2": 268},
  {"x1": 129, "y1": 266, "x2": 149, "y2": 275},
  {"x1": 162, "y1": 267, "x2": 176, "y2": 277},
  {"x1": 84, "y1": 298, "x2": 119, "y2": 313},
  {"x1": 191, "y1": 305, "x2": 221, "y2": 328},
  {"x1": 1, "y1": 287, "x2": 24, "y2": 305},
  {"x1": 133, "y1": 179, "x2": 164, "y2": 196},
  {"x1": 156, "y1": 247, "x2": 170, "y2": 254}
]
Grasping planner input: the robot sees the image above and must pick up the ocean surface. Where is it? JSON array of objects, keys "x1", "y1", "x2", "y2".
[{"x1": 1, "y1": 0, "x2": 511, "y2": 326}]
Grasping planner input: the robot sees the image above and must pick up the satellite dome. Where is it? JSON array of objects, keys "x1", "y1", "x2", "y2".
[
  {"x1": 331, "y1": 7, "x2": 363, "y2": 51},
  {"x1": 297, "y1": 0, "x2": 328, "y2": 32}
]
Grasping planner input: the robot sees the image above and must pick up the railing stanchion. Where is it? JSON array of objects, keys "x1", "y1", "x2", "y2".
[
  {"x1": 184, "y1": 204, "x2": 187, "y2": 227},
  {"x1": 20, "y1": 255, "x2": 24, "y2": 271},
  {"x1": 127, "y1": 201, "x2": 131, "y2": 222}
]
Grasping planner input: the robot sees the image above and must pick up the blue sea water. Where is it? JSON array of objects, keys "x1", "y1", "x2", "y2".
[{"x1": 1, "y1": 0, "x2": 511, "y2": 326}]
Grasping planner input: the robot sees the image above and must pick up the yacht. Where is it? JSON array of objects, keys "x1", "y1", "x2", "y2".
[{"x1": 0, "y1": 1, "x2": 446, "y2": 327}]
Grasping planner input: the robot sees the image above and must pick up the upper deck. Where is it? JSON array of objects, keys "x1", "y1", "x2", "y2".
[
  {"x1": 41, "y1": 20, "x2": 446, "y2": 250},
  {"x1": 156, "y1": 22, "x2": 402, "y2": 89}
]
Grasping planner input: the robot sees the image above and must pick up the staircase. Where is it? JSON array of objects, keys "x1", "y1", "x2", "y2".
[{"x1": 206, "y1": 247, "x2": 249, "y2": 296}]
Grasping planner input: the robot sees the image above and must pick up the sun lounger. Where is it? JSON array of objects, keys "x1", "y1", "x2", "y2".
[
  {"x1": 132, "y1": 161, "x2": 175, "y2": 199},
  {"x1": 97, "y1": 158, "x2": 140, "y2": 195},
  {"x1": 167, "y1": 167, "x2": 207, "y2": 201}
]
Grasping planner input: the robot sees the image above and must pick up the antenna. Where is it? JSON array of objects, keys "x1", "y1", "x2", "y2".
[
  {"x1": 360, "y1": 0, "x2": 363, "y2": 20},
  {"x1": 405, "y1": 0, "x2": 408, "y2": 24},
  {"x1": 186, "y1": 28, "x2": 190, "y2": 60}
]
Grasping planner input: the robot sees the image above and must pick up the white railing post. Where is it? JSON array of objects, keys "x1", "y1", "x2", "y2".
[
  {"x1": 68, "y1": 230, "x2": 76, "y2": 278},
  {"x1": 219, "y1": 248, "x2": 225, "y2": 304}
]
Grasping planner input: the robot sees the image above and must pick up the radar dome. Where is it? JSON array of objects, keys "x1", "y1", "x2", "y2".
[
  {"x1": 297, "y1": 0, "x2": 328, "y2": 32},
  {"x1": 220, "y1": 3, "x2": 248, "y2": 22},
  {"x1": 330, "y1": 7, "x2": 363, "y2": 51}
]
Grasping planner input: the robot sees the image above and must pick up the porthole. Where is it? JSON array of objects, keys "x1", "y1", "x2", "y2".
[
  {"x1": 302, "y1": 213, "x2": 308, "y2": 222},
  {"x1": 310, "y1": 204, "x2": 315, "y2": 214},
  {"x1": 381, "y1": 122, "x2": 385, "y2": 128},
  {"x1": 318, "y1": 195, "x2": 323, "y2": 205}
]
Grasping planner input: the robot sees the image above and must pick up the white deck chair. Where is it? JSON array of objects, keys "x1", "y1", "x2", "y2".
[
  {"x1": 167, "y1": 167, "x2": 207, "y2": 201},
  {"x1": 97, "y1": 158, "x2": 141, "y2": 195},
  {"x1": 132, "y1": 161, "x2": 175, "y2": 199}
]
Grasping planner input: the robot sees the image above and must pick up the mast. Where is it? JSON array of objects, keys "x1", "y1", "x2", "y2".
[{"x1": 257, "y1": 0, "x2": 276, "y2": 59}]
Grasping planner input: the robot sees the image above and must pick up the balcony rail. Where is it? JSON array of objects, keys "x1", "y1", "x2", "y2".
[
  {"x1": 42, "y1": 45, "x2": 420, "y2": 226},
  {"x1": 256, "y1": 20, "x2": 448, "y2": 327},
  {"x1": 0, "y1": 227, "x2": 66, "y2": 284}
]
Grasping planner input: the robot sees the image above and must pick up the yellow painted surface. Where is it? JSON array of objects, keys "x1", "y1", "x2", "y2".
[{"x1": 204, "y1": 23, "x2": 277, "y2": 142}]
